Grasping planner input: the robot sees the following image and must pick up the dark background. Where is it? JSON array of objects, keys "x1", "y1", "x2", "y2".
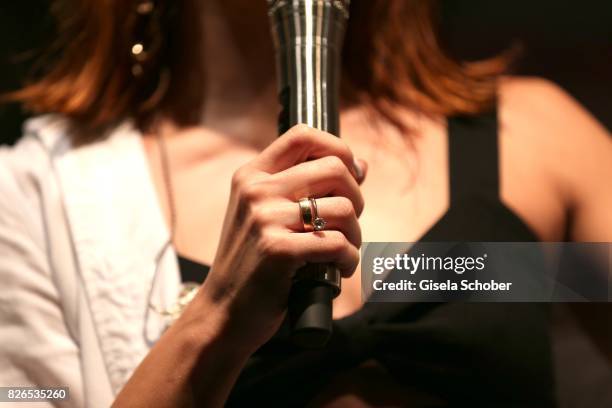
[{"x1": 1, "y1": 0, "x2": 611, "y2": 145}]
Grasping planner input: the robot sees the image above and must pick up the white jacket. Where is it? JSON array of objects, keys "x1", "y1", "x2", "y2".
[{"x1": 0, "y1": 116, "x2": 183, "y2": 407}]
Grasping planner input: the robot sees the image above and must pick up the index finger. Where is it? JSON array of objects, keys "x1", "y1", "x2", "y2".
[{"x1": 251, "y1": 124, "x2": 359, "y2": 180}]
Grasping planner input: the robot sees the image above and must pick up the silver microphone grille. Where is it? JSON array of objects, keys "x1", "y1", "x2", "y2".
[{"x1": 268, "y1": 0, "x2": 350, "y2": 135}]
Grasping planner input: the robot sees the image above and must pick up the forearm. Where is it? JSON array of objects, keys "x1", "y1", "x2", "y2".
[{"x1": 113, "y1": 294, "x2": 252, "y2": 407}]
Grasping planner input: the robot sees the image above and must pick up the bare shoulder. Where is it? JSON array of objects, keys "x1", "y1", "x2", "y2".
[
  {"x1": 499, "y1": 76, "x2": 609, "y2": 140},
  {"x1": 498, "y1": 76, "x2": 611, "y2": 198}
]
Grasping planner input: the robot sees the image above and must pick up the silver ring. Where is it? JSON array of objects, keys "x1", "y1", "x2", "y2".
[
  {"x1": 309, "y1": 198, "x2": 327, "y2": 232},
  {"x1": 298, "y1": 198, "x2": 314, "y2": 232}
]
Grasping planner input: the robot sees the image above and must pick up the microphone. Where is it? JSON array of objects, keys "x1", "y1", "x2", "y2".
[{"x1": 268, "y1": 0, "x2": 350, "y2": 348}]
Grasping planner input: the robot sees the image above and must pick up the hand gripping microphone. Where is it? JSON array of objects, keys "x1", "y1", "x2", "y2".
[{"x1": 268, "y1": 0, "x2": 350, "y2": 348}]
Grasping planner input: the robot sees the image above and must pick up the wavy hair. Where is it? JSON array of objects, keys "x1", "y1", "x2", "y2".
[{"x1": 7, "y1": 0, "x2": 512, "y2": 142}]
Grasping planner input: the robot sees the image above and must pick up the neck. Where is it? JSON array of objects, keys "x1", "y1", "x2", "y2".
[{"x1": 197, "y1": 0, "x2": 278, "y2": 148}]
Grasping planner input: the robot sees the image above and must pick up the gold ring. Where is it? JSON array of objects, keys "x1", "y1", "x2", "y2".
[{"x1": 298, "y1": 198, "x2": 314, "y2": 232}]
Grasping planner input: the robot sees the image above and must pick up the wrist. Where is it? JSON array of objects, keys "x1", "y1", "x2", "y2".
[
  {"x1": 175, "y1": 285, "x2": 256, "y2": 362},
  {"x1": 140, "y1": 286, "x2": 254, "y2": 407}
]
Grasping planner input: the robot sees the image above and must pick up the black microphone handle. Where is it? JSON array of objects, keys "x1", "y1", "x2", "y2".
[{"x1": 268, "y1": 0, "x2": 350, "y2": 348}]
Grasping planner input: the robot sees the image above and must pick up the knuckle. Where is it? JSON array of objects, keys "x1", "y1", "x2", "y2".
[
  {"x1": 231, "y1": 167, "x2": 248, "y2": 189},
  {"x1": 327, "y1": 232, "x2": 348, "y2": 254},
  {"x1": 337, "y1": 142, "x2": 353, "y2": 162},
  {"x1": 258, "y1": 232, "x2": 291, "y2": 259},
  {"x1": 249, "y1": 204, "x2": 270, "y2": 229},
  {"x1": 257, "y1": 232, "x2": 277, "y2": 255},
  {"x1": 287, "y1": 127, "x2": 310, "y2": 149},
  {"x1": 239, "y1": 180, "x2": 264, "y2": 202},
  {"x1": 351, "y1": 246, "x2": 360, "y2": 263},
  {"x1": 355, "y1": 227, "x2": 363, "y2": 248},
  {"x1": 343, "y1": 244, "x2": 359, "y2": 262},
  {"x1": 323, "y1": 155, "x2": 346, "y2": 177},
  {"x1": 336, "y1": 197, "x2": 356, "y2": 219},
  {"x1": 355, "y1": 194, "x2": 365, "y2": 216}
]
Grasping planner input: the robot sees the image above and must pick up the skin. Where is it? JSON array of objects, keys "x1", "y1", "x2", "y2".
[{"x1": 115, "y1": 0, "x2": 612, "y2": 406}]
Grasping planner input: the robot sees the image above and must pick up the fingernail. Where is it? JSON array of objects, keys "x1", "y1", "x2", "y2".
[{"x1": 353, "y1": 158, "x2": 364, "y2": 180}]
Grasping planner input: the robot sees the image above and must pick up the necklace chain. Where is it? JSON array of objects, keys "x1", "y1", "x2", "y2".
[
  {"x1": 147, "y1": 131, "x2": 201, "y2": 326},
  {"x1": 156, "y1": 131, "x2": 177, "y2": 243}
]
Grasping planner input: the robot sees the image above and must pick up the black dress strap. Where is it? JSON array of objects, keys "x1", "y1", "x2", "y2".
[
  {"x1": 177, "y1": 255, "x2": 209, "y2": 284},
  {"x1": 448, "y1": 109, "x2": 499, "y2": 204}
]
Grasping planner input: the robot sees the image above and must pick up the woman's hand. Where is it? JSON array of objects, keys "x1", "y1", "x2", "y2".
[
  {"x1": 115, "y1": 125, "x2": 366, "y2": 408},
  {"x1": 198, "y1": 124, "x2": 367, "y2": 352}
]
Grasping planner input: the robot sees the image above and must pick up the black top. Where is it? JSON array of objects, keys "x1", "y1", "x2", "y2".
[
  {"x1": 177, "y1": 110, "x2": 556, "y2": 407},
  {"x1": 176, "y1": 255, "x2": 210, "y2": 284}
]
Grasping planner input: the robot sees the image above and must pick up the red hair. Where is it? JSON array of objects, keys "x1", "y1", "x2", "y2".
[{"x1": 7, "y1": 0, "x2": 512, "y2": 141}]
